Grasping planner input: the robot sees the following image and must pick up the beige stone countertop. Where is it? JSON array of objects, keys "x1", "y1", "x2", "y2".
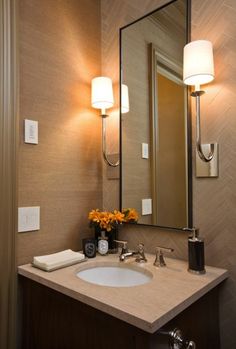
[{"x1": 18, "y1": 254, "x2": 228, "y2": 333}]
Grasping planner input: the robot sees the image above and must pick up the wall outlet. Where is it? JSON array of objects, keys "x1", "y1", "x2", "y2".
[
  {"x1": 18, "y1": 206, "x2": 40, "y2": 232},
  {"x1": 142, "y1": 199, "x2": 152, "y2": 215},
  {"x1": 142, "y1": 143, "x2": 149, "y2": 159},
  {"x1": 24, "y1": 119, "x2": 38, "y2": 144}
]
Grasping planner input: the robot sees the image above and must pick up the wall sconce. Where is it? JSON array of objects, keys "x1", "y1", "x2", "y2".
[
  {"x1": 91, "y1": 76, "x2": 129, "y2": 167},
  {"x1": 183, "y1": 40, "x2": 219, "y2": 177},
  {"x1": 121, "y1": 84, "x2": 130, "y2": 114}
]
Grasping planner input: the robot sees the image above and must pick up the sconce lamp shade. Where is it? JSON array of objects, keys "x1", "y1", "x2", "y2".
[
  {"x1": 91, "y1": 77, "x2": 114, "y2": 110},
  {"x1": 121, "y1": 84, "x2": 129, "y2": 114},
  {"x1": 183, "y1": 40, "x2": 214, "y2": 87}
]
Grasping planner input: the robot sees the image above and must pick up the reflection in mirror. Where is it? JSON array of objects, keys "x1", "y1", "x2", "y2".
[{"x1": 121, "y1": 0, "x2": 192, "y2": 229}]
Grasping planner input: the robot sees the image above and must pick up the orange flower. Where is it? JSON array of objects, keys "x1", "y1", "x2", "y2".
[
  {"x1": 112, "y1": 210, "x2": 125, "y2": 224},
  {"x1": 122, "y1": 208, "x2": 139, "y2": 223},
  {"x1": 88, "y1": 209, "x2": 101, "y2": 223},
  {"x1": 99, "y1": 211, "x2": 113, "y2": 231}
]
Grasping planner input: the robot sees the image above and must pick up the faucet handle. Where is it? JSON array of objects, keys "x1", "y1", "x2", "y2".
[
  {"x1": 114, "y1": 240, "x2": 128, "y2": 254},
  {"x1": 137, "y1": 243, "x2": 145, "y2": 252},
  {"x1": 154, "y1": 246, "x2": 174, "y2": 267},
  {"x1": 135, "y1": 243, "x2": 147, "y2": 263}
]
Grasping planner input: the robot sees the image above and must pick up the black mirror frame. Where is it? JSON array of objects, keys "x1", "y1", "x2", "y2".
[{"x1": 119, "y1": 0, "x2": 193, "y2": 231}]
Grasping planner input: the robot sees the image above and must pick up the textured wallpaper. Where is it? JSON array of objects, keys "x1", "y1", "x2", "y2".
[
  {"x1": 101, "y1": 0, "x2": 236, "y2": 347},
  {"x1": 18, "y1": 0, "x2": 102, "y2": 264}
]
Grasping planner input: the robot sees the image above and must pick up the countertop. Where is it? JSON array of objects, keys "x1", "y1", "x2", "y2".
[{"x1": 18, "y1": 253, "x2": 228, "y2": 333}]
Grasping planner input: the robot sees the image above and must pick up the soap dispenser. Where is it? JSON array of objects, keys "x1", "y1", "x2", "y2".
[
  {"x1": 184, "y1": 227, "x2": 206, "y2": 274},
  {"x1": 98, "y1": 231, "x2": 108, "y2": 256}
]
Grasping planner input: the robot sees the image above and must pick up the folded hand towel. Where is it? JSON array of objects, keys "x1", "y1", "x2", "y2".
[{"x1": 33, "y1": 249, "x2": 85, "y2": 271}]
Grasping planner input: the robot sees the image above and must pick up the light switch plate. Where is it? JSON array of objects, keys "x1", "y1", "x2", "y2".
[
  {"x1": 142, "y1": 143, "x2": 149, "y2": 159},
  {"x1": 142, "y1": 199, "x2": 152, "y2": 215},
  {"x1": 24, "y1": 119, "x2": 38, "y2": 144},
  {"x1": 18, "y1": 206, "x2": 40, "y2": 232}
]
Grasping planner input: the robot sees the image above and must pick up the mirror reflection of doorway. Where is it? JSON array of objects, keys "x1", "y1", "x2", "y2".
[{"x1": 155, "y1": 72, "x2": 187, "y2": 227}]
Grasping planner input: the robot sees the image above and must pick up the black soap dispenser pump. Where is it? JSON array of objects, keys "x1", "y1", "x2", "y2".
[{"x1": 184, "y1": 227, "x2": 206, "y2": 275}]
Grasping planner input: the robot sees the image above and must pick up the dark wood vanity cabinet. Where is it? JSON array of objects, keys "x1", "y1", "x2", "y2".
[{"x1": 18, "y1": 276, "x2": 221, "y2": 349}]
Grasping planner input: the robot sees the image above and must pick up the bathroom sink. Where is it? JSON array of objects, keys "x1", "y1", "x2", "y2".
[{"x1": 76, "y1": 264, "x2": 152, "y2": 287}]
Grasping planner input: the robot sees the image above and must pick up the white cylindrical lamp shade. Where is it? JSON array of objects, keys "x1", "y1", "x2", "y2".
[
  {"x1": 121, "y1": 84, "x2": 129, "y2": 114},
  {"x1": 91, "y1": 77, "x2": 114, "y2": 110},
  {"x1": 183, "y1": 40, "x2": 214, "y2": 87}
]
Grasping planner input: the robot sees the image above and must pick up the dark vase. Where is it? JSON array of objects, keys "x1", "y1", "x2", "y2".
[
  {"x1": 94, "y1": 225, "x2": 118, "y2": 254},
  {"x1": 94, "y1": 226, "x2": 101, "y2": 247}
]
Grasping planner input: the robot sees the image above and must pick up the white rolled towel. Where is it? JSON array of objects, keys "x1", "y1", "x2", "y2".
[{"x1": 33, "y1": 249, "x2": 85, "y2": 271}]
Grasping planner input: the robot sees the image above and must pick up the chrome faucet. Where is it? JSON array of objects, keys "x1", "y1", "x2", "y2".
[
  {"x1": 114, "y1": 240, "x2": 147, "y2": 263},
  {"x1": 114, "y1": 240, "x2": 129, "y2": 256}
]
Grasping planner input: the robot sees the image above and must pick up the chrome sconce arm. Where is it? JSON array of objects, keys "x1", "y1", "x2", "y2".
[
  {"x1": 191, "y1": 90, "x2": 215, "y2": 162},
  {"x1": 102, "y1": 114, "x2": 119, "y2": 167}
]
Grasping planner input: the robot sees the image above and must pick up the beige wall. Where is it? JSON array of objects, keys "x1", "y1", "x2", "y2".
[
  {"x1": 121, "y1": 21, "x2": 152, "y2": 224},
  {"x1": 18, "y1": 0, "x2": 102, "y2": 265},
  {"x1": 101, "y1": 0, "x2": 236, "y2": 348}
]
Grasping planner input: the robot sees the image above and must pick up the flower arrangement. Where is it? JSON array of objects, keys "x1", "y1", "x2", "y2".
[
  {"x1": 122, "y1": 208, "x2": 139, "y2": 223},
  {"x1": 88, "y1": 208, "x2": 139, "y2": 232}
]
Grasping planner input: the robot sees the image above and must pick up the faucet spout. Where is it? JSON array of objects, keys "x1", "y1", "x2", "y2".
[
  {"x1": 119, "y1": 243, "x2": 147, "y2": 263},
  {"x1": 119, "y1": 251, "x2": 137, "y2": 261}
]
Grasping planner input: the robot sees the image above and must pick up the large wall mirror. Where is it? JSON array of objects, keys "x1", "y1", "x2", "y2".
[{"x1": 120, "y1": 0, "x2": 192, "y2": 229}]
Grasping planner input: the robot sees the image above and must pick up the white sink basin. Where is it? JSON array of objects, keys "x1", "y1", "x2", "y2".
[{"x1": 76, "y1": 264, "x2": 152, "y2": 287}]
